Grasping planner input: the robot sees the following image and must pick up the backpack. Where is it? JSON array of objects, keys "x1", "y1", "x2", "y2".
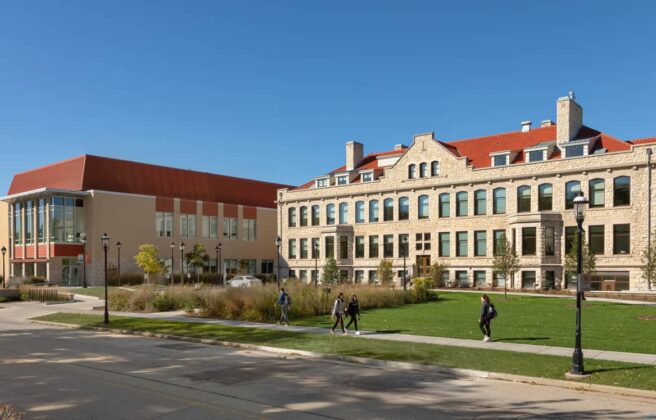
[
  {"x1": 488, "y1": 304, "x2": 497, "y2": 320},
  {"x1": 286, "y1": 294, "x2": 292, "y2": 306}
]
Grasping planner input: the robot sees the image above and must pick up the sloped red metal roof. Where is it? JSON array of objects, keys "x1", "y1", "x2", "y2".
[{"x1": 8, "y1": 155, "x2": 292, "y2": 209}]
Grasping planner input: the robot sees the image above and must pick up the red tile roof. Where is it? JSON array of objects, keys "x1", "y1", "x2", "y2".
[
  {"x1": 8, "y1": 155, "x2": 291, "y2": 208},
  {"x1": 628, "y1": 137, "x2": 656, "y2": 145}
]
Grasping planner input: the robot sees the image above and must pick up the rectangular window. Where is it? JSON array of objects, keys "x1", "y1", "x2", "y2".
[
  {"x1": 311, "y1": 238, "x2": 320, "y2": 258},
  {"x1": 613, "y1": 224, "x2": 630, "y2": 255},
  {"x1": 522, "y1": 227, "x2": 536, "y2": 256},
  {"x1": 383, "y1": 235, "x2": 394, "y2": 258},
  {"x1": 368, "y1": 270, "x2": 378, "y2": 284},
  {"x1": 538, "y1": 184, "x2": 553, "y2": 211},
  {"x1": 336, "y1": 175, "x2": 348, "y2": 185},
  {"x1": 565, "y1": 144, "x2": 585, "y2": 158},
  {"x1": 355, "y1": 236, "x2": 365, "y2": 258},
  {"x1": 589, "y1": 179, "x2": 605, "y2": 207},
  {"x1": 456, "y1": 231, "x2": 468, "y2": 257},
  {"x1": 544, "y1": 226, "x2": 555, "y2": 256},
  {"x1": 325, "y1": 236, "x2": 335, "y2": 258},
  {"x1": 589, "y1": 225, "x2": 604, "y2": 255},
  {"x1": 300, "y1": 207, "x2": 308, "y2": 226},
  {"x1": 439, "y1": 194, "x2": 450, "y2": 218},
  {"x1": 355, "y1": 202, "x2": 365, "y2": 223},
  {"x1": 517, "y1": 187, "x2": 531, "y2": 213},
  {"x1": 398, "y1": 198, "x2": 409, "y2": 220},
  {"x1": 316, "y1": 178, "x2": 329, "y2": 188},
  {"x1": 25, "y1": 201, "x2": 33, "y2": 244},
  {"x1": 37, "y1": 199, "x2": 45, "y2": 242},
  {"x1": 456, "y1": 270, "x2": 469, "y2": 287},
  {"x1": 493, "y1": 154, "x2": 508, "y2": 167},
  {"x1": 474, "y1": 270, "x2": 486, "y2": 287},
  {"x1": 456, "y1": 192, "x2": 468, "y2": 217},
  {"x1": 288, "y1": 239, "x2": 297, "y2": 259},
  {"x1": 300, "y1": 238, "x2": 308, "y2": 259},
  {"x1": 202, "y1": 216, "x2": 218, "y2": 239},
  {"x1": 565, "y1": 226, "x2": 577, "y2": 254},
  {"x1": 369, "y1": 235, "x2": 379, "y2": 258},
  {"x1": 474, "y1": 230, "x2": 486, "y2": 257},
  {"x1": 156, "y1": 212, "x2": 173, "y2": 238},
  {"x1": 522, "y1": 271, "x2": 536, "y2": 289},
  {"x1": 50, "y1": 197, "x2": 85, "y2": 243},
  {"x1": 261, "y1": 260, "x2": 273, "y2": 274},
  {"x1": 474, "y1": 191, "x2": 486, "y2": 215},
  {"x1": 493, "y1": 189, "x2": 506, "y2": 214},
  {"x1": 339, "y1": 236, "x2": 349, "y2": 259},
  {"x1": 398, "y1": 234, "x2": 409, "y2": 258},
  {"x1": 242, "y1": 219, "x2": 256, "y2": 241},
  {"x1": 383, "y1": 200, "x2": 394, "y2": 221},
  {"x1": 369, "y1": 201, "x2": 379, "y2": 222},
  {"x1": 355, "y1": 270, "x2": 364, "y2": 283},
  {"x1": 311, "y1": 206, "x2": 320, "y2": 226},
  {"x1": 299, "y1": 270, "x2": 308, "y2": 282},
  {"x1": 223, "y1": 218, "x2": 238, "y2": 240},
  {"x1": 361, "y1": 172, "x2": 373, "y2": 182},
  {"x1": 340, "y1": 270, "x2": 349, "y2": 283},
  {"x1": 527, "y1": 150, "x2": 544, "y2": 162},
  {"x1": 493, "y1": 230, "x2": 505, "y2": 256},
  {"x1": 439, "y1": 232, "x2": 450, "y2": 257}
]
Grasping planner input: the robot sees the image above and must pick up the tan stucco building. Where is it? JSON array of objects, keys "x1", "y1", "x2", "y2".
[
  {"x1": 1, "y1": 155, "x2": 290, "y2": 286},
  {"x1": 278, "y1": 93, "x2": 656, "y2": 291}
]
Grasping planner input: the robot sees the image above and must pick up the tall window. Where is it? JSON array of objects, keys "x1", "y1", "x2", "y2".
[
  {"x1": 355, "y1": 201, "x2": 365, "y2": 223},
  {"x1": 408, "y1": 164, "x2": 416, "y2": 179},
  {"x1": 288, "y1": 239, "x2": 297, "y2": 259},
  {"x1": 398, "y1": 197, "x2": 409, "y2": 220},
  {"x1": 156, "y1": 212, "x2": 173, "y2": 238},
  {"x1": 242, "y1": 219, "x2": 256, "y2": 241},
  {"x1": 565, "y1": 226, "x2": 577, "y2": 254},
  {"x1": 326, "y1": 204, "x2": 335, "y2": 225},
  {"x1": 439, "y1": 232, "x2": 450, "y2": 257},
  {"x1": 418, "y1": 195, "x2": 429, "y2": 219},
  {"x1": 431, "y1": 161, "x2": 440, "y2": 176},
  {"x1": 538, "y1": 184, "x2": 553, "y2": 211},
  {"x1": 493, "y1": 188, "x2": 506, "y2": 214},
  {"x1": 589, "y1": 179, "x2": 605, "y2": 208},
  {"x1": 369, "y1": 235, "x2": 379, "y2": 258},
  {"x1": 288, "y1": 208, "x2": 296, "y2": 227},
  {"x1": 300, "y1": 238, "x2": 308, "y2": 258},
  {"x1": 355, "y1": 237, "x2": 365, "y2": 258},
  {"x1": 202, "y1": 216, "x2": 218, "y2": 239},
  {"x1": 180, "y1": 214, "x2": 196, "y2": 238},
  {"x1": 325, "y1": 236, "x2": 335, "y2": 258},
  {"x1": 522, "y1": 227, "x2": 536, "y2": 256},
  {"x1": 589, "y1": 225, "x2": 604, "y2": 255},
  {"x1": 474, "y1": 190, "x2": 486, "y2": 215},
  {"x1": 383, "y1": 235, "x2": 394, "y2": 258},
  {"x1": 25, "y1": 201, "x2": 33, "y2": 244},
  {"x1": 338, "y1": 203, "x2": 348, "y2": 224},
  {"x1": 544, "y1": 227, "x2": 555, "y2": 256},
  {"x1": 517, "y1": 186, "x2": 531, "y2": 213},
  {"x1": 419, "y1": 162, "x2": 428, "y2": 178},
  {"x1": 223, "y1": 218, "x2": 238, "y2": 240},
  {"x1": 474, "y1": 230, "x2": 486, "y2": 256},
  {"x1": 456, "y1": 192, "x2": 468, "y2": 217},
  {"x1": 565, "y1": 181, "x2": 581, "y2": 209},
  {"x1": 493, "y1": 230, "x2": 506, "y2": 256},
  {"x1": 369, "y1": 200, "x2": 379, "y2": 222},
  {"x1": 398, "y1": 234, "x2": 409, "y2": 257},
  {"x1": 14, "y1": 203, "x2": 22, "y2": 244},
  {"x1": 613, "y1": 176, "x2": 630, "y2": 206},
  {"x1": 456, "y1": 232, "x2": 468, "y2": 257},
  {"x1": 300, "y1": 206, "x2": 308, "y2": 226},
  {"x1": 50, "y1": 197, "x2": 84, "y2": 242},
  {"x1": 383, "y1": 198, "x2": 394, "y2": 221},
  {"x1": 311, "y1": 205, "x2": 320, "y2": 226},
  {"x1": 37, "y1": 198, "x2": 45, "y2": 242},
  {"x1": 613, "y1": 224, "x2": 630, "y2": 254},
  {"x1": 311, "y1": 238, "x2": 320, "y2": 258},
  {"x1": 439, "y1": 193, "x2": 450, "y2": 217}
]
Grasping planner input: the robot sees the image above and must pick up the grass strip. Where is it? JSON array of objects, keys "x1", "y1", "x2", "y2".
[{"x1": 34, "y1": 312, "x2": 656, "y2": 392}]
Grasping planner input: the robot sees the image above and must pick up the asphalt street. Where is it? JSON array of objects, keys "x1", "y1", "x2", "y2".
[{"x1": 1, "y1": 305, "x2": 655, "y2": 419}]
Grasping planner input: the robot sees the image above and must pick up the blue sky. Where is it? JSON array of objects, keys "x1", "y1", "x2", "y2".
[{"x1": 1, "y1": 1, "x2": 655, "y2": 193}]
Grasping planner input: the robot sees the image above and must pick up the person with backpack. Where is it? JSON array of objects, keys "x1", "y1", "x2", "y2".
[
  {"x1": 479, "y1": 294, "x2": 496, "y2": 342},
  {"x1": 345, "y1": 294, "x2": 361, "y2": 335},
  {"x1": 276, "y1": 288, "x2": 291, "y2": 326},
  {"x1": 330, "y1": 292, "x2": 346, "y2": 335}
]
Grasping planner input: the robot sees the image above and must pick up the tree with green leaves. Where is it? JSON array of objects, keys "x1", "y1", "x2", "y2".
[
  {"x1": 640, "y1": 233, "x2": 656, "y2": 289},
  {"x1": 429, "y1": 262, "x2": 449, "y2": 288},
  {"x1": 322, "y1": 257, "x2": 338, "y2": 285},
  {"x1": 185, "y1": 243, "x2": 209, "y2": 285},
  {"x1": 492, "y1": 238, "x2": 520, "y2": 299},
  {"x1": 134, "y1": 244, "x2": 164, "y2": 284},
  {"x1": 564, "y1": 235, "x2": 596, "y2": 288},
  {"x1": 377, "y1": 259, "x2": 394, "y2": 287}
]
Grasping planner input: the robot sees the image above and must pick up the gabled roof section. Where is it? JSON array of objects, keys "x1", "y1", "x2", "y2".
[
  {"x1": 8, "y1": 155, "x2": 291, "y2": 208},
  {"x1": 628, "y1": 137, "x2": 656, "y2": 145}
]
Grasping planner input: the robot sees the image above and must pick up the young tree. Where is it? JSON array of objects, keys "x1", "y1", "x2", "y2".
[
  {"x1": 134, "y1": 244, "x2": 164, "y2": 284},
  {"x1": 185, "y1": 243, "x2": 209, "y2": 285},
  {"x1": 492, "y1": 238, "x2": 519, "y2": 299},
  {"x1": 322, "y1": 257, "x2": 338, "y2": 285},
  {"x1": 640, "y1": 233, "x2": 656, "y2": 289},
  {"x1": 377, "y1": 259, "x2": 394, "y2": 287},
  {"x1": 564, "y1": 235, "x2": 596, "y2": 288},
  {"x1": 429, "y1": 262, "x2": 449, "y2": 288}
]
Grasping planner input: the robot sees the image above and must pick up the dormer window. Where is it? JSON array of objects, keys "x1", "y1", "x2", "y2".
[
  {"x1": 527, "y1": 150, "x2": 544, "y2": 162},
  {"x1": 361, "y1": 171, "x2": 374, "y2": 183},
  {"x1": 565, "y1": 144, "x2": 586, "y2": 158},
  {"x1": 316, "y1": 177, "x2": 329, "y2": 188},
  {"x1": 336, "y1": 175, "x2": 349, "y2": 185},
  {"x1": 491, "y1": 153, "x2": 509, "y2": 167}
]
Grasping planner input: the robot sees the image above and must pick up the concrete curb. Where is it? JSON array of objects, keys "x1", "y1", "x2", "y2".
[{"x1": 31, "y1": 320, "x2": 656, "y2": 400}]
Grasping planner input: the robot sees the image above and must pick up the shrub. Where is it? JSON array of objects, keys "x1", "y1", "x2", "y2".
[{"x1": 108, "y1": 286, "x2": 202, "y2": 312}]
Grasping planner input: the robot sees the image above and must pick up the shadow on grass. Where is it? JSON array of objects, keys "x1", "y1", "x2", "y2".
[
  {"x1": 373, "y1": 329, "x2": 405, "y2": 334},
  {"x1": 586, "y1": 365, "x2": 655, "y2": 374},
  {"x1": 499, "y1": 337, "x2": 551, "y2": 342}
]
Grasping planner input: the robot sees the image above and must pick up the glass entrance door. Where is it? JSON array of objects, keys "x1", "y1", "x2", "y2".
[
  {"x1": 61, "y1": 258, "x2": 81, "y2": 286},
  {"x1": 416, "y1": 255, "x2": 431, "y2": 277}
]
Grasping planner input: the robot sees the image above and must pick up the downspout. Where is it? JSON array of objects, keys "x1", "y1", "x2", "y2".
[{"x1": 648, "y1": 148, "x2": 653, "y2": 290}]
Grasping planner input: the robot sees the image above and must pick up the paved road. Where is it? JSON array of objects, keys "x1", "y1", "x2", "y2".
[{"x1": 1, "y1": 307, "x2": 656, "y2": 419}]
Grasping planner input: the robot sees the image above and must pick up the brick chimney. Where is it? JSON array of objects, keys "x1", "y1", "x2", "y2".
[
  {"x1": 346, "y1": 141, "x2": 364, "y2": 171},
  {"x1": 556, "y1": 92, "x2": 582, "y2": 145}
]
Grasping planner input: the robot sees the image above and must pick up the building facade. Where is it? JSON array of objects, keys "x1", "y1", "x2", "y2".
[
  {"x1": 278, "y1": 94, "x2": 656, "y2": 291},
  {"x1": 1, "y1": 155, "x2": 290, "y2": 286}
]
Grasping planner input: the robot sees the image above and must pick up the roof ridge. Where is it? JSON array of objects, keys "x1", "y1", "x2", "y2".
[
  {"x1": 12, "y1": 155, "x2": 87, "y2": 176},
  {"x1": 446, "y1": 125, "x2": 555, "y2": 144}
]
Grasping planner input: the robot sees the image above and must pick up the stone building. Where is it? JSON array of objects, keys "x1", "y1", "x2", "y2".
[{"x1": 278, "y1": 93, "x2": 656, "y2": 291}]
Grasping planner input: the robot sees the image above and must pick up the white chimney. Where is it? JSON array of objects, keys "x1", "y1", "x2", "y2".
[
  {"x1": 394, "y1": 144, "x2": 406, "y2": 151},
  {"x1": 346, "y1": 141, "x2": 364, "y2": 171},
  {"x1": 556, "y1": 92, "x2": 583, "y2": 145},
  {"x1": 540, "y1": 119, "x2": 555, "y2": 127},
  {"x1": 521, "y1": 121, "x2": 532, "y2": 132}
]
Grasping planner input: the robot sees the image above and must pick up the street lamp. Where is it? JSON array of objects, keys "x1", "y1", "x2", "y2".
[
  {"x1": 571, "y1": 191, "x2": 589, "y2": 376},
  {"x1": 179, "y1": 242, "x2": 185, "y2": 286},
  {"x1": 170, "y1": 242, "x2": 175, "y2": 285},
  {"x1": 116, "y1": 241, "x2": 122, "y2": 287},
  {"x1": 101, "y1": 233, "x2": 110, "y2": 325},
  {"x1": 313, "y1": 241, "x2": 319, "y2": 287},
  {"x1": 78, "y1": 233, "x2": 87, "y2": 288},
  {"x1": 275, "y1": 235, "x2": 282, "y2": 290},
  {"x1": 215, "y1": 243, "x2": 222, "y2": 286},
  {"x1": 1, "y1": 246, "x2": 6, "y2": 288},
  {"x1": 402, "y1": 235, "x2": 408, "y2": 291}
]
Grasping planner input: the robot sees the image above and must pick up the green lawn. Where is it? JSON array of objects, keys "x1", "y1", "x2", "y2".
[
  {"x1": 34, "y1": 312, "x2": 656, "y2": 392},
  {"x1": 294, "y1": 292, "x2": 656, "y2": 354}
]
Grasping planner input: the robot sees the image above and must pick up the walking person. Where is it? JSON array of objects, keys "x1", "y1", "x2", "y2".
[
  {"x1": 345, "y1": 294, "x2": 361, "y2": 335},
  {"x1": 479, "y1": 294, "x2": 495, "y2": 342},
  {"x1": 330, "y1": 292, "x2": 346, "y2": 335},
  {"x1": 276, "y1": 288, "x2": 291, "y2": 326}
]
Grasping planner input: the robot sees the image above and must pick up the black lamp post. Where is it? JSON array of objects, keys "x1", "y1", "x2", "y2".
[
  {"x1": 1, "y1": 246, "x2": 6, "y2": 288},
  {"x1": 179, "y1": 242, "x2": 185, "y2": 285},
  {"x1": 101, "y1": 233, "x2": 110, "y2": 325},
  {"x1": 215, "y1": 243, "x2": 222, "y2": 286},
  {"x1": 571, "y1": 192, "x2": 588, "y2": 375},
  {"x1": 275, "y1": 235, "x2": 282, "y2": 290},
  {"x1": 402, "y1": 235, "x2": 408, "y2": 291},
  {"x1": 170, "y1": 242, "x2": 175, "y2": 285},
  {"x1": 116, "y1": 241, "x2": 122, "y2": 287},
  {"x1": 78, "y1": 233, "x2": 87, "y2": 288},
  {"x1": 314, "y1": 241, "x2": 319, "y2": 287}
]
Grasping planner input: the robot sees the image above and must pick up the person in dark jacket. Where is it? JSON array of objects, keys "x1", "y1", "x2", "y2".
[
  {"x1": 330, "y1": 292, "x2": 346, "y2": 335},
  {"x1": 479, "y1": 294, "x2": 493, "y2": 342},
  {"x1": 345, "y1": 295, "x2": 361, "y2": 335}
]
